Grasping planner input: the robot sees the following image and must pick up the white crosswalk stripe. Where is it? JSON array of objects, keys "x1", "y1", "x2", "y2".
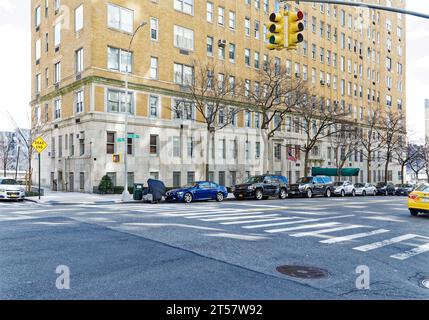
[
  {"x1": 320, "y1": 229, "x2": 390, "y2": 244},
  {"x1": 290, "y1": 225, "x2": 367, "y2": 238},
  {"x1": 390, "y1": 243, "x2": 429, "y2": 260},
  {"x1": 185, "y1": 212, "x2": 264, "y2": 219},
  {"x1": 242, "y1": 214, "x2": 354, "y2": 229},
  {"x1": 200, "y1": 214, "x2": 280, "y2": 222},
  {"x1": 265, "y1": 222, "x2": 341, "y2": 234},
  {"x1": 353, "y1": 234, "x2": 419, "y2": 252},
  {"x1": 221, "y1": 216, "x2": 301, "y2": 225}
]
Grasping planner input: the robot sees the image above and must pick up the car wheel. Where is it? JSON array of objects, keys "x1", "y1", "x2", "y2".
[
  {"x1": 352, "y1": 190, "x2": 356, "y2": 197},
  {"x1": 362, "y1": 190, "x2": 366, "y2": 197},
  {"x1": 255, "y1": 189, "x2": 263, "y2": 200},
  {"x1": 341, "y1": 190, "x2": 345, "y2": 197},
  {"x1": 410, "y1": 209, "x2": 419, "y2": 217},
  {"x1": 183, "y1": 193, "x2": 193, "y2": 204},
  {"x1": 306, "y1": 189, "x2": 313, "y2": 198},
  {"x1": 385, "y1": 190, "x2": 388, "y2": 196},
  {"x1": 216, "y1": 192, "x2": 224, "y2": 202},
  {"x1": 373, "y1": 190, "x2": 377, "y2": 196},
  {"x1": 279, "y1": 188, "x2": 288, "y2": 199},
  {"x1": 325, "y1": 189, "x2": 332, "y2": 198}
]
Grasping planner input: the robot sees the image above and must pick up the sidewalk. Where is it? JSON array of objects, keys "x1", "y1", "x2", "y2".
[{"x1": 26, "y1": 190, "x2": 236, "y2": 205}]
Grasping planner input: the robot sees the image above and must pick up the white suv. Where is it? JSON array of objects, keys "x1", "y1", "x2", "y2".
[
  {"x1": 333, "y1": 181, "x2": 356, "y2": 197},
  {"x1": 0, "y1": 178, "x2": 25, "y2": 201}
]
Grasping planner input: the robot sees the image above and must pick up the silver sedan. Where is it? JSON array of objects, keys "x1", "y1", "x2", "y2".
[{"x1": 354, "y1": 183, "x2": 377, "y2": 196}]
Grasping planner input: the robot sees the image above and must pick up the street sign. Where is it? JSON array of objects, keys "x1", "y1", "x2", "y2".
[
  {"x1": 32, "y1": 136, "x2": 48, "y2": 154},
  {"x1": 117, "y1": 138, "x2": 126, "y2": 143},
  {"x1": 128, "y1": 134, "x2": 140, "y2": 139}
]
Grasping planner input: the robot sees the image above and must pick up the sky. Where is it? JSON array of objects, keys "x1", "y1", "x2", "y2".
[{"x1": 0, "y1": 0, "x2": 428, "y2": 144}]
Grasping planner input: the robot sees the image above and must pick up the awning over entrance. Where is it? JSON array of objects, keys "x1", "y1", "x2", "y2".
[{"x1": 312, "y1": 167, "x2": 360, "y2": 177}]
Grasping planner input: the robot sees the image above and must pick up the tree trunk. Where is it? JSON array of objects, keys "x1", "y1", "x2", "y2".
[
  {"x1": 384, "y1": 153, "x2": 390, "y2": 183},
  {"x1": 367, "y1": 151, "x2": 372, "y2": 183},
  {"x1": 261, "y1": 131, "x2": 270, "y2": 175},
  {"x1": 304, "y1": 150, "x2": 310, "y2": 177},
  {"x1": 205, "y1": 128, "x2": 211, "y2": 181},
  {"x1": 400, "y1": 163, "x2": 405, "y2": 185}
]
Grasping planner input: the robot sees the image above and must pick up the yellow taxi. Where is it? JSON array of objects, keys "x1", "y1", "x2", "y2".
[{"x1": 408, "y1": 183, "x2": 429, "y2": 216}]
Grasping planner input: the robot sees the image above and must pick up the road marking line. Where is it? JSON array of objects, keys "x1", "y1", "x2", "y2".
[
  {"x1": 343, "y1": 206, "x2": 367, "y2": 209},
  {"x1": 320, "y1": 229, "x2": 390, "y2": 244},
  {"x1": 226, "y1": 203, "x2": 287, "y2": 208},
  {"x1": 159, "y1": 209, "x2": 246, "y2": 217},
  {"x1": 353, "y1": 234, "x2": 419, "y2": 252},
  {"x1": 183, "y1": 211, "x2": 260, "y2": 219},
  {"x1": 390, "y1": 243, "x2": 429, "y2": 260},
  {"x1": 265, "y1": 222, "x2": 341, "y2": 234},
  {"x1": 242, "y1": 214, "x2": 354, "y2": 229},
  {"x1": 201, "y1": 214, "x2": 280, "y2": 222},
  {"x1": 290, "y1": 225, "x2": 368, "y2": 238},
  {"x1": 221, "y1": 217, "x2": 301, "y2": 225},
  {"x1": 362, "y1": 216, "x2": 405, "y2": 223}
]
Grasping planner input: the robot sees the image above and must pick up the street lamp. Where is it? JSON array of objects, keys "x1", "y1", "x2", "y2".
[{"x1": 122, "y1": 21, "x2": 147, "y2": 202}]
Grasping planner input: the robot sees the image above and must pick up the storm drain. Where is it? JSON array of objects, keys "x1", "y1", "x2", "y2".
[
  {"x1": 276, "y1": 265, "x2": 330, "y2": 279},
  {"x1": 421, "y1": 279, "x2": 429, "y2": 289}
]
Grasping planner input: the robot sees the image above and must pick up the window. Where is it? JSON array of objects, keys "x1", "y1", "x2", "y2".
[
  {"x1": 187, "y1": 137, "x2": 194, "y2": 158},
  {"x1": 108, "y1": 47, "x2": 132, "y2": 73},
  {"x1": 150, "y1": 135, "x2": 159, "y2": 155},
  {"x1": 244, "y1": 18, "x2": 250, "y2": 36},
  {"x1": 107, "y1": 90, "x2": 133, "y2": 114},
  {"x1": 174, "y1": 63, "x2": 194, "y2": 85},
  {"x1": 245, "y1": 48, "x2": 250, "y2": 66},
  {"x1": 173, "y1": 172, "x2": 181, "y2": 188},
  {"x1": 207, "y1": 36, "x2": 214, "y2": 56},
  {"x1": 150, "y1": 17, "x2": 158, "y2": 41},
  {"x1": 218, "y1": 7, "x2": 224, "y2": 26},
  {"x1": 75, "y1": 90, "x2": 84, "y2": 113},
  {"x1": 174, "y1": 0, "x2": 193, "y2": 15},
  {"x1": 127, "y1": 133, "x2": 133, "y2": 155},
  {"x1": 54, "y1": 22, "x2": 61, "y2": 47},
  {"x1": 150, "y1": 57, "x2": 158, "y2": 79},
  {"x1": 256, "y1": 142, "x2": 261, "y2": 158},
  {"x1": 35, "y1": 6, "x2": 41, "y2": 29},
  {"x1": 80, "y1": 173, "x2": 84, "y2": 190},
  {"x1": 254, "y1": 51, "x2": 260, "y2": 69},
  {"x1": 245, "y1": 141, "x2": 250, "y2": 160},
  {"x1": 218, "y1": 138, "x2": 226, "y2": 159},
  {"x1": 174, "y1": 25, "x2": 194, "y2": 50},
  {"x1": 229, "y1": 11, "x2": 236, "y2": 29},
  {"x1": 54, "y1": 62, "x2": 61, "y2": 84},
  {"x1": 75, "y1": 4, "x2": 83, "y2": 32},
  {"x1": 35, "y1": 39, "x2": 41, "y2": 62},
  {"x1": 228, "y1": 43, "x2": 235, "y2": 62},
  {"x1": 207, "y1": 2, "x2": 213, "y2": 22},
  {"x1": 173, "y1": 100, "x2": 194, "y2": 120},
  {"x1": 245, "y1": 111, "x2": 251, "y2": 128},
  {"x1": 35, "y1": 74, "x2": 41, "y2": 94},
  {"x1": 173, "y1": 136, "x2": 181, "y2": 157},
  {"x1": 149, "y1": 95, "x2": 159, "y2": 118},
  {"x1": 106, "y1": 132, "x2": 115, "y2": 154},
  {"x1": 107, "y1": 4, "x2": 133, "y2": 33},
  {"x1": 107, "y1": 173, "x2": 117, "y2": 187},
  {"x1": 187, "y1": 172, "x2": 195, "y2": 185},
  {"x1": 54, "y1": 99, "x2": 61, "y2": 119},
  {"x1": 75, "y1": 48, "x2": 83, "y2": 73}
]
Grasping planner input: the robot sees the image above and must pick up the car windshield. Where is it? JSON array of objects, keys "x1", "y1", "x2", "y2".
[
  {"x1": 0, "y1": 179, "x2": 17, "y2": 185},
  {"x1": 183, "y1": 183, "x2": 198, "y2": 189},
  {"x1": 333, "y1": 182, "x2": 344, "y2": 186},
  {"x1": 414, "y1": 184, "x2": 429, "y2": 192},
  {"x1": 296, "y1": 177, "x2": 313, "y2": 184},
  {"x1": 376, "y1": 183, "x2": 386, "y2": 187},
  {"x1": 244, "y1": 176, "x2": 264, "y2": 184}
]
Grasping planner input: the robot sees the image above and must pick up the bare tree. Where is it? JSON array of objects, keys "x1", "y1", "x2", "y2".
[
  {"x1": 7, "y1": 111, "x2": 45, "y2": 192},
  {"x1": 175, "y1": 60, "x2": 242, "y2": 181},
  {"x1": 328, "y1": 124, "x2": 360, "y2": 179},
  {"x1": 407, "y1": 144, "x2": 426, "y2": 183},
  {"x1": 393, "y1": 142, "x2": 420, "y2": 184},
  {"x1": 0, "y1": 132, "x2": 15, "y2": 177},
  {"x1": 359, "y1": 105, "x2": 384, "y2": 183},
  {"x1": 293, "y1": 95, "x2": 350, "y2": 176},
  {"x1": 379, "y1": 110, "x2": 405, "y2": 183},
  {"x1": 245, "y1": 59, "x2": 305, "y2": 174}
]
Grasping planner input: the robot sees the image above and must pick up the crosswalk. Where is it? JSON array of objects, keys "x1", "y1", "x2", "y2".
[{"x1": 0, "y1": 200, "x2": 427, "y2": 262}]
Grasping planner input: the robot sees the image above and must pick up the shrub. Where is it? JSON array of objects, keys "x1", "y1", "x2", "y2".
[{"x1": 98, "y1": 175, "x2": 114, "y2": 194}]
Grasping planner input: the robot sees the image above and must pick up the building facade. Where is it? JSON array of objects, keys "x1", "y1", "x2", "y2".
[{"x1": 31, "y1": 0, "x2": 406, "y2": 192}]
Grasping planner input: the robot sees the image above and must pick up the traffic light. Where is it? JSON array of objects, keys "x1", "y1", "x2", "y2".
[
  {"x1": 267, "y1": 12, "x2": 285, "y2": 50},
  {"x1": 287, "y1": 10, "x2": 305, "y2": 49},
  {"x1": 113, "y1": 154, "x2": 120, "y2": 163}
]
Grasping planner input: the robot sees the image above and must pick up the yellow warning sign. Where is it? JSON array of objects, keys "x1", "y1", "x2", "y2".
[{"x1": 32, "y1": 136, "x2": 48, "y2": 154}]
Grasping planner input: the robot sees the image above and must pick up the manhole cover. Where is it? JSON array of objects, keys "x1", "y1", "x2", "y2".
[
  {"x1": 421, "y1": 279, "x2": 429, "y2": 289},
  {"x1": 276, "y1": 265, "x2": 329, "y2": 279}
]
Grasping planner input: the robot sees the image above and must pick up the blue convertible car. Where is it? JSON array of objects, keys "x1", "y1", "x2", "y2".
[{"x1": 165, "y1": 181, "x2": 228, "y2": 203}]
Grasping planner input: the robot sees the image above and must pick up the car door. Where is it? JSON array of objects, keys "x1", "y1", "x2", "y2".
[
  {"x1": 263, "y1": 176, "x2": 275, "y2": 196},
  {"x1": 345, "y1": 181, "x2": 353, "y2": 194},
  {"x1": 195, "y1": 182, "x2": 211, "y2": 200},
  {"x1": 209, "y1": 183, "x2": 219, "y2": 199},
  {"x1": 313, "y1": 177, "x2": 323, "y2": 195}
]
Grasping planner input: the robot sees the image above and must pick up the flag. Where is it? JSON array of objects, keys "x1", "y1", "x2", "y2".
[{"x1": 287, "y1": 151, "x2": 297, "y2": 162}]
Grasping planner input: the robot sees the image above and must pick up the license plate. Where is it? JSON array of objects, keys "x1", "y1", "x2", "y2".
[{"x1": 10, "y1": 195, "x2": 18, "y2": 198}]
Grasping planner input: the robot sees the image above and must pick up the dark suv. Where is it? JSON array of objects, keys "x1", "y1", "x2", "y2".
[
  {"x1": 233, "y1": 175, "x2": 289, "y2": 200},
  {"x1": 376, "y1": 182, "x2": 396, "y2": 196},
  {"x1": 289, "y1": 176, "x2": 334, "y2": 198}
]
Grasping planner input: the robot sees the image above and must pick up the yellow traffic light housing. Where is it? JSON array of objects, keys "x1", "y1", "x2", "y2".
[
  {"x1": 267, "y1": 12, "x2": 285, "y2": 50},
  {"x1": 287, "y1": 10, "x2": 305, "y2": 49}
]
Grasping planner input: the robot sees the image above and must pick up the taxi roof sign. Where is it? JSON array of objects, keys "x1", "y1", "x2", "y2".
[{"x1": 32, "y1": 136, "x2": 48, "y2": 154}]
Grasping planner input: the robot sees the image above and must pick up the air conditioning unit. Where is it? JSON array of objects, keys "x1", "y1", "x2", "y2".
[
  {"x1": 76, "y1": 132, "x2": 85, "y2": 140},
  {"x1": 295, "y1": 73, "x2": 300, "y2": 78},
  {"x1": 218, "y1": 39, "x2": 226, "y2": 48},
  {"x1": 320, "y1": 80, "x2": 325, "y2": 86}
]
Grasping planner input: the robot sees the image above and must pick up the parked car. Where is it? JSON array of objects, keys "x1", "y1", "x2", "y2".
[
  {"x1": 0, "y1": 177, "x2": 25, "y2": 201},
  {"x1": 333, "y1": 181, "x2": 356, "y2": 197},
  {"x1": 408, "y1": 183, "x2": 429, "y2": 216},
  {"x1": 289, "y1": 176, "x2": 334, "y2": 198},
  {"x1": 375, "y1": 182, "x2": 396, "y2": 196},
  {"x1": 395, "y1": 184, "x2": 414, "y2": 196},
  {"x1": 166, "y1": 181, "x2": 228, "y2": 203},
  {"x1": 233, "y1": 175, "x2": 289, "y2": 200},
  {"x1": 354, "y1": 183, "x2": 377, "y2": 196}
]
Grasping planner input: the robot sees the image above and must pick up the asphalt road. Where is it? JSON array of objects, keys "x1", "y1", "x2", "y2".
[{"x1": 0, "y1": 195, "x2": 428, "y2": 300}]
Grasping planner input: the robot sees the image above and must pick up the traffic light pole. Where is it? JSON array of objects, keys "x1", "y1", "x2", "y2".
[{"x1": 289, "y1": 0, "x2": 429, "y2": 20}]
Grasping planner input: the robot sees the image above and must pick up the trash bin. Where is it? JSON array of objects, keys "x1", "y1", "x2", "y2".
[{"x1": 133, "y1": 183, "x2": 144, "y2": 201}]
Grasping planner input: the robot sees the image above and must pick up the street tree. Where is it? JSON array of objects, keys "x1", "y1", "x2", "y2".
[
  {"x1": 175, "y1": 60, "x2": 242, "y2": 181},
  {"x1": 393, "y1": 141, "x2": 418, "y2": 185},
  {"x1": 407, "y1": 144, "x2": 426, "y2": 183},
  {"x1": 0, "y1": 131, "x2": 15, "y2": 176},
  {"x1": 245, "y1": 59, "x2": 306, "y2": 174}
]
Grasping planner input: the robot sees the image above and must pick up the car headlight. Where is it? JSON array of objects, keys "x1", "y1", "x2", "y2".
[
  {"x1": 299, "y1": 186, "x2": 304, "y2": 191},
  {"x1": 0, "y1": 188, "x2": 6, "y2": 192},
  {"x1": 248, "y1": 185, "x2": 255, "y2": 190},
  {"x1": 177, "y1": 192, "x2": 184, "y2": 196}
]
